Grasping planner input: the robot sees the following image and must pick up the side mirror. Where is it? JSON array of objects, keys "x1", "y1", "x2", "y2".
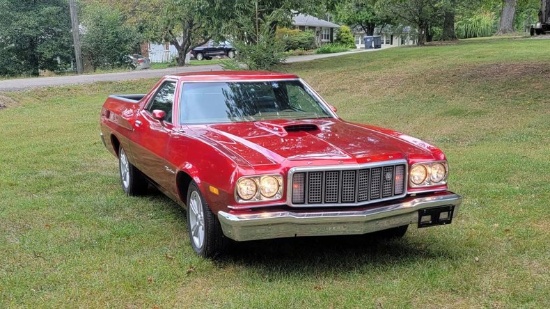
[
  {"x1": 152, "y1": 109, "x2": 167, "y2": 121},
  {"x1": 328, "y1": 104, "x2": 338, "y2": 113}
]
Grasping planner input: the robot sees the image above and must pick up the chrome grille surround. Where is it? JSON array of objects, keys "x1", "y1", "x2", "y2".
[{"x1": 287, "y1": 160, "x2": 408, "y2": 207}]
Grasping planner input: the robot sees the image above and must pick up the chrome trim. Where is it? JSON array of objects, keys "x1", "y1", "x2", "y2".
[
  {"x1": 218, "y1": 192, "x2": 462, "y2": 241},
  {"x1": 234, "y1": 174, "x2": 284, "y2": 204},
  {"x1": 99, "y1": 132, "x2": 107, "y2": 147},
  {"x1": 286, "y1": 160, "x2": 408, "y2": 207},
  {"x1": 409, "y1": 161, "x2": 448, "y2": 188}
]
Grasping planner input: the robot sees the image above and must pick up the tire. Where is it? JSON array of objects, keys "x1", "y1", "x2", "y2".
[
  {"x1": 227, "y1": 50, "x2": 235, "y2": 59},
  {"x1": 186, "y1": 182, "x2": 225, "y2": 258},
  {"x1": 373, "y1": 225, "x2": 408, "y2": 239},
  {"x1": 118, "y1": 146, "x2": 148, "y2": 196},
  {"x1": 196, "y1": 52, "x2": 204, "y2": 61}
]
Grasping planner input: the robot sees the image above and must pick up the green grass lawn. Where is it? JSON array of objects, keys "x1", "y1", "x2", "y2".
[{"x1": 1, "y1": 37, "x2": 549, "y2": 308}]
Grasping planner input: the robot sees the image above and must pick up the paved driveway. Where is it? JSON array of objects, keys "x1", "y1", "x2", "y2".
[{"x1": 0, "y1": 47, "x2": 390, "y2": 91}]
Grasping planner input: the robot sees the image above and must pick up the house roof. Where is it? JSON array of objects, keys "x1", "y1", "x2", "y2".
[{"x1": 292, "y1": 14, "x2": 340, "y2": 29}]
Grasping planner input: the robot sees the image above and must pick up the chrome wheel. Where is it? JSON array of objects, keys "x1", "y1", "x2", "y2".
[
  {"x1": 118, "y1": 146, "x2": 147, "y2": 196},
  {"x1": 196, "y1": 53, "x2": 204, "y2": 61},
  {"x1": 188, "y1": 190, "x2": 205, "y2": 250},
  {"x1": 186, "y1": 182, "x2": 226, "y2": 257},
  {"x1": 119, "y1": 148, "x2": 130, "y2": 190}
]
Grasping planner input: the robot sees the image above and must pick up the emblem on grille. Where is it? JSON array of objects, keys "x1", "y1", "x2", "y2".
[{"x1": 385, "y1": 172, "x2": 393, "y2": 181}]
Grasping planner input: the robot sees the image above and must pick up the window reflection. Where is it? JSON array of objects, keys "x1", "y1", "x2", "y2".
[
  {"x1": 179, "y1": 81, "x2": 331, "y2": 124},
  {"x1": 147, "y1": 81, "x2": 175, "y2": 123}
]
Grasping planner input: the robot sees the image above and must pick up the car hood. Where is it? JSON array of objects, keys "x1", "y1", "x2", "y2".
[{"x1": 190, "y1": 119, "x2": 435, "y2": 166}]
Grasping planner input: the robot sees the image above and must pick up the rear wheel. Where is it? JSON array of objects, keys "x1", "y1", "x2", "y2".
[
  {"x1": 186, "y1": 182, "x2": 225, "y2": 258},
  {"x1": 119, "y1": 146, "x2": 148, "y2": 196},
  {"x1": 196, "y1": 52, "x2": 204, "y2": 61},
  {"x1": 227, "y1": 50, "x2": 235, "y2": 58}
]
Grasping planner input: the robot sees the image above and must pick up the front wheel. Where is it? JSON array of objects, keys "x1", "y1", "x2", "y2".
[
  {"x1": 196, "y1": 52, "x2": 204, "y2": 61},
  {"x1": 227, "y1": 50, "x2": 235, "y2": 59},
  {"x1": 187, "y1": 182, "x2": 225, "y2": 258},
  {"x1": 119, "y1": 146, "x2": 148, "y2": 196}
]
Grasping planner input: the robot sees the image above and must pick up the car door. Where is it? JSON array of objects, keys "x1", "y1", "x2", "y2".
[{"x1": 132, "y1": 80, "x2": 177, "y2": 189}]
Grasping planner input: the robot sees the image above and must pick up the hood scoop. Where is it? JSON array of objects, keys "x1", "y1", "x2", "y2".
[{"x1": 284, "y1": 124, "x2": 319, "y2": 132}]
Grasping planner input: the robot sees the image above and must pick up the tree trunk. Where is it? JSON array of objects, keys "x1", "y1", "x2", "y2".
[
  {"x1": 29, "y1": 37, "x2": 40, "y2": 76},
  {"x1": 361, "y1": 23, "x2": 376, "y2": 36},
  {"x1": 441, "y1": 9, "x2": 457, "y2": 41},
  {"x1": 417, "y1": 21, "x2": 428, "y2": 46},
  {"x1": 497, "y1": 0, "x2": 517, "y2": 34}
]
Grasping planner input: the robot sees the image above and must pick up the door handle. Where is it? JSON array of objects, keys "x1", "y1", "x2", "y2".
[{"x1": 135, "y1": 120, "x2": 142, "y2": 127}]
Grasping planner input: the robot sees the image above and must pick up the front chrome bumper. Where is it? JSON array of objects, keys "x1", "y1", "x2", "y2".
[{"x1": 218, "y1": 192, "x2": 462, "y2": 241}]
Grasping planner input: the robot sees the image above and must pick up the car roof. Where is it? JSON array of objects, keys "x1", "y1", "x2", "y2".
[{"x1": 165, "y1": 71, "x2": 300, "y2": 82}]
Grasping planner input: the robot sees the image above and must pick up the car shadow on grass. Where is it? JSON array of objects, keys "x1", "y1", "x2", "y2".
[
  {"x1": 214, "y1": 232, "x2": 461, "y2": 275},
  {"x1": 146, "y1": 187, "x2": 461, "y2": 273}
]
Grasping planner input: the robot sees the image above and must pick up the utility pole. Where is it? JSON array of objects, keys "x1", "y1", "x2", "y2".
[{"x1": 69, "y1": 0, "x2": 83, "y2": 74}]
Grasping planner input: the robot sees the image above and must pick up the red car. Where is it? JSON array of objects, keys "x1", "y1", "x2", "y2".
[{"x1": 100, "y1": 71, "x2": 462, "y2": 258}]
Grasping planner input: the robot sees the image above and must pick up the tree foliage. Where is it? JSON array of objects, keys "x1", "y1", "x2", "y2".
[
  {"x1": 0, "y1": 0, "x2": 72, "y2": 76},
  {"x1": 81, "y1": 4, "x2": 141, "y2": 71},
  {"x1": 335, "y1": 0, "x2": 388, "y2": 36},
  {"x1": 376, "y1": 0, "x2": 444, "y2": 45}
]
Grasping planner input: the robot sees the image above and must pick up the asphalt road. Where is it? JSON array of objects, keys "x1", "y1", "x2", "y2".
[{"x1": 0, "y1": 48, "x2": 386, "y2": 91}]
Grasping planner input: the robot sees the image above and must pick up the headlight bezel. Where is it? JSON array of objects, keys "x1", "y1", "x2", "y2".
[
  {"x1": 235, "y1": 174, "x2": 284, "y2": 203},
  {"x1": 409, "y1": 161, "x2": 448, "y2": 188}
]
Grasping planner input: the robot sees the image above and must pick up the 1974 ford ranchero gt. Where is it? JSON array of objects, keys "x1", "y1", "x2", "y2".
[{"x1": 100, "y1": 71, "x2": 462, "y2": 258}]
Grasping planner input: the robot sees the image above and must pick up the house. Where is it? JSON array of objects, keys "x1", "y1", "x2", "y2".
[
  {"x1": 146, "y1": 14, "x2": 340, "y2": 63},
  {"x1": 353, "y1": 25, "x2": 416, "y2": 49},
  {"x1": 291, "y1": 14, "x2": 340, "y2": 45}
]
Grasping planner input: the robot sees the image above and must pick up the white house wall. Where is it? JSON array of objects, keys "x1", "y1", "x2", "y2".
[{"x1": 148, "y1": 43, "x2": 179, "y2": 63}]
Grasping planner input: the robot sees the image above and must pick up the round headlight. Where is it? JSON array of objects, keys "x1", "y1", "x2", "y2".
[
  {"x1": 237, "y1": 178, "x2": 257, "y2": 200},
  {"x1": 430, "y1": 163, "x2": 447, "y2": 183},
  {"x1": 410, "y1": 165, "x2": 428, "y2": 185},
  {"x1": 259, "y1": 176, "x2": 280, "y2": 198}
]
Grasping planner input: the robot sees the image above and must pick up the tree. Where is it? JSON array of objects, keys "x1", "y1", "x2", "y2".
[
  {"x1": 83, "y1": 0, "x2": 221, "y2": 66},
  {"x1": 81, "y1": 4, "x2": 141, "y2": 70},
  {"x1": 217, "y1": 0, "x2": 329, "y2": 70},
  {"x1": 0, "y1": 0, "x2": 72, "y2": 76},
  {"x1": 335, "y1": 0, "x2": 388, "y2": 36},
  {"x1": 441, "y1": 0, "x2": 458, "y2": 40},
  {"x1": 376, "y1": 0, "x2": 444, "y2": 45},
  {"x1": 497, "y1": 0, "x2": 518, "y2": 33}
]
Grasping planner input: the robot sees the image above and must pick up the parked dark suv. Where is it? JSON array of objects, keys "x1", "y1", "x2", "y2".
[{"x1": 190, "y1": 41, "x2": 236, "y2": 61}]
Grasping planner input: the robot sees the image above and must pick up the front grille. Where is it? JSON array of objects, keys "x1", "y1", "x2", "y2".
[{"x1": 289, "y1": 161, "x2": 407, "y2": 207}]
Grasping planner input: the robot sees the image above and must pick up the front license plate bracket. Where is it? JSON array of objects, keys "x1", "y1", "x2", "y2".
[{"x1": 418, "y1": 205, "x2": 455, "y2": 228}]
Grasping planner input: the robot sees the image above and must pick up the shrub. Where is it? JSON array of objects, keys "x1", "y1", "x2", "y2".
[
  {"x1": 276, "y1": 27, "x2": 316, "y2": 51},
  {"x1": 315, "y1": 43, "x2": 350, "y2": 54},
  {"x1": 335, "y1": 25, "x2": 356, "y2": 48},
  {"x1": 455, "y1": 10, "x2": 497, "y2": 39}
]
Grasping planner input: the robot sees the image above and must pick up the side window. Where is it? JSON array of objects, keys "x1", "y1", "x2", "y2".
[{"x1": 146, "y1": 81, "x2": 176, "y2": 123}]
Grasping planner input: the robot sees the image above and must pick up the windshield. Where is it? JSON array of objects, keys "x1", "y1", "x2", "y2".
[{"x1": 179, "y1": 80, "x2": 332, "y2": 124}]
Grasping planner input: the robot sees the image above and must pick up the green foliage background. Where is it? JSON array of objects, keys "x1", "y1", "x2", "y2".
[{"x1": 0, "y1": 0, "x2": 72, "y2": 76}]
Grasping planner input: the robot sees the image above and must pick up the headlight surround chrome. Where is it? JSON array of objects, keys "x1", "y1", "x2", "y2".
[
  {"x1": 235, "y1": 174, "x2": 283, "y2": 203},
  {"x1": 409, "y1": 161, "x2": 448, "y2": 188}
]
